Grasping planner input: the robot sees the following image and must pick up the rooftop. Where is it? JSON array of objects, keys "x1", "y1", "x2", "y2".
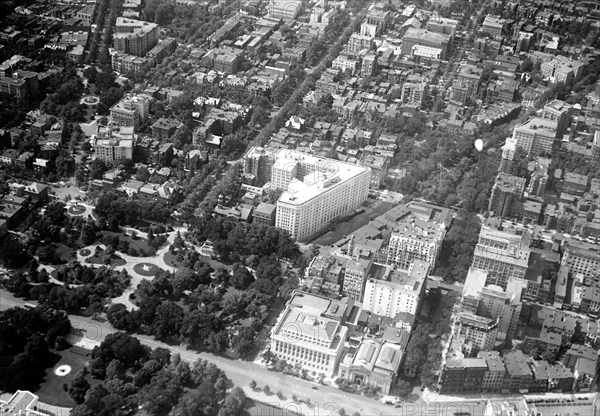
[{"x1": 276, "y1": 150, "x2": 370, "y2": 206}]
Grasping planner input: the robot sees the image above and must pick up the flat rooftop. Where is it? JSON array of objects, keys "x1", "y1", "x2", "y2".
[{"x1": 276, "y1": 150, "x2": 370, "y2": 206}]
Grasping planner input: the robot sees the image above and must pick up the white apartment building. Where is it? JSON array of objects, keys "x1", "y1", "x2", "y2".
[
  {"x1": 471, "y1": 225, "x2": 531, "y2": 289},
  {"x1": 93, "y1": 125, "x2": 134, "y2": 163},
  {"x1": 113, "y1": 17, "x2": 158, "y2": 57},
  {"x1": 271, "y1": 291, "x2": 349, "y2": 376},
  {"x1": 362, "y1": 260, "x2": 429, "y2": 318},
  {"x1": 109, "y1": 93, "x2": 149, "y2": 130},
  {"x1": 274, "y1": 150, "x2": 370, "y2": 242},
  {"x1": 386, "y1": 218, "x2": 445, "y2": 270},
  {"x1": 512, "y1": 117, "x2": 558, "y2": 157},
  {"x1": 332, "y1": 54, "x2": 359, "y2": 75}
]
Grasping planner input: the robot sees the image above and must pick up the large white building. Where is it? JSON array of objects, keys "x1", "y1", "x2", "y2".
[
  {"x1": 271, "y1": 291, "x2": 350, "y2": 377},
  {"x1": 274, "y1": 150, "x2": 370, "y2": 242},
  {"x1": 362, "y1": 260, "x2": 430, "y2": 318},
  {"x1": 93, "y1": 124, "x2": 134, "y2": 163}
]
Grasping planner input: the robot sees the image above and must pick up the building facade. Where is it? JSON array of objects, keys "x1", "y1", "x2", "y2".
[{"x1": 271, "y1": 292, "x2": 349, "y2": 377}]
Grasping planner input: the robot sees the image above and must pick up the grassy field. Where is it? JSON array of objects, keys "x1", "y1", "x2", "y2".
[{"x1": 35, "y1": 347, "x2": 95, "y2": 408}]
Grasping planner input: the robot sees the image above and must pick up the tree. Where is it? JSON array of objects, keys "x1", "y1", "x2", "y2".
[
  {"x1": 152, "y1": 301, "x2": 184, "y2": 340},
  {"x1": 106, "y1": 303, "x2": 131, "y2": 330},
  {"x1": 230, "y1": 264, "x2": 254, "y2": 290},
  {"x1": 231, "y1": 326, "x2": 256, "y2": 357},
  {"x1": 90, "y1": 158, "x2": 108, "y2": 179},
  {"x1": 69, "y1": 370, "x2": 90, "y2": 404},
  {"x1": 81, "y1": 222, "x2": 97, "y2": 245},
  {"x1": 263, "y1": 385, "x2": 270, "y2": 394},
  {"x1": 249, "y1": 380, "x2": 256, "y2": 389}
]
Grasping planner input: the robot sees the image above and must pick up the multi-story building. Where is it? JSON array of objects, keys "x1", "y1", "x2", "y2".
[
  {"x1": 386, "y1": 219, "x2": 445, "y2": 270},
  {"x1": 488, "y1": 173, "x2": 526, "y2": 217},
  {"x1": 439, "y1": 358, "x2": 487, "y2": 394},
  {"x1": 454, "y1": 311, "x2": 498, "y2": 355},
  {"x1": 562, "y1": 239, "x2": 600, "y2": 280},
  {"x1": 337, "y1": 338, "x2": 403, "y2": 395},
  {"x1": 541, "y1": 55, "x2": 586, "y2": 84},
  {"x1": 359, "y1": 154, "x2": 388, "y2": 188},
  {"x1": 253, "y1": 202, "x2": 277, "y2": 226},
  {"x1": 109, "y1": 93, "x2": 149, "y2": 130},
  {"x1": 478, "y1": 285, "x2": 523, "y2": 342},
  {"x1": 455, "y1": 64, "x2": 483, "y2": 99},
  {"x1": 0, "y1": 70, "x2": 39, "y2": 99},
  {"x1": 212, "y1": 47, "x2": 245, "y2": 74},
  {"x1": 332, "y1": 54, "x2": 359, "y2": 75},
  {"x1": 347, "y1": 34, "x2": 373, "y2": 54},
  {"x1": 499, "y1": 137, "x2": 518, "y2": 175},
  {"x1": 541, "y1": 99, "x2": 572, "y2": 138},
  {"x1": 93, "y1": 125, "x2": 134, "y2": 163},
  {"x1": 478, "y1": 351, "x2": 506, "y2": 393},
  {"x1": 401, "y1": 78, "x2": 425, "y2": 106},
  {"x1": 365, "y1": 9, "x2": 390, "y2": 35},
  {"x1": 113, "y1": 17, "x2": 158, "y2": 57},
  {"x1": 512, "y1": 117, "x2": 559, "y2": 157},
  {"x1": 361, "y1": 52, "x2": 377, "y2": 76},
  {"x1": 401, "y1": 28, "x2": 450, "y2": 60},
  {"x1": 482, "y1": 15, "x2": 505, "y2": 37},
  {"x1": 342, "y1": 258, "x2": 372, "y2": 302},
  {"x1": 527, "y1": 157, "x2": 551, "y2": 196},
  {"x1": 268, "y1": 0, "x2": 302, "y2": 19},
  {"x1": 274, "y1": 150, "x2": 370, "y2": 241},
  {"x1": 242, "y1": 146, "x2": 276, "y2": 186},
  {"x1": 503, "y1": 350, "x2": 533, "y2": 393},
  {"x1": 270, "y1": 291, "x2": 349, "y2": 377},
  {"x1": 151, "y1": 117, "x2": 183, "y2": 140},
  {"x1": 562, "y1": 172, "x2": 588, "y2": 196},
  {"x1": 362, "y1": 260, "x2": 429, "y2": 318},
  {"x1": 471, "y1": 225, "x2": 531, "y2": 289},
  {"x1": 110, "y1": 49, "x2": 151, "y2": 74},
  {"x1": 425, "y1": 13, "x2": 458, "y2": 38}
]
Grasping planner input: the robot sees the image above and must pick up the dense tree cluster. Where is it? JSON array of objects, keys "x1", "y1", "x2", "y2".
[
  {"x1": 0, "y1": 306, "x2": 71, "y2": 391},
  {"x1": 5, "y1": 263, "x2": 130, "y2": 314},
  {"x1": 71, "y1": 333, "x2": 244, "y2": 416},
  {"x1": 95, "y1": 191, "x2": 174, "y2": 229},
  {"x1": 40, "y1": 65, "x2": 85, "y2": 122},
  {"x1": 189, "y1": 217, "x2": 300, "y2": 263}
]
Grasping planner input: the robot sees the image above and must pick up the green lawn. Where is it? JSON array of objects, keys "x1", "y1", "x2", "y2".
[
  {"x1": 35, "y1": 347, "x2": 97, "y2": 408},
  {"x1": 85, "y1": 249, "x2": 127, "y2": 267},
  {"x1": 100, "y1": 230, "x2": 160, "y2": 257}
]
